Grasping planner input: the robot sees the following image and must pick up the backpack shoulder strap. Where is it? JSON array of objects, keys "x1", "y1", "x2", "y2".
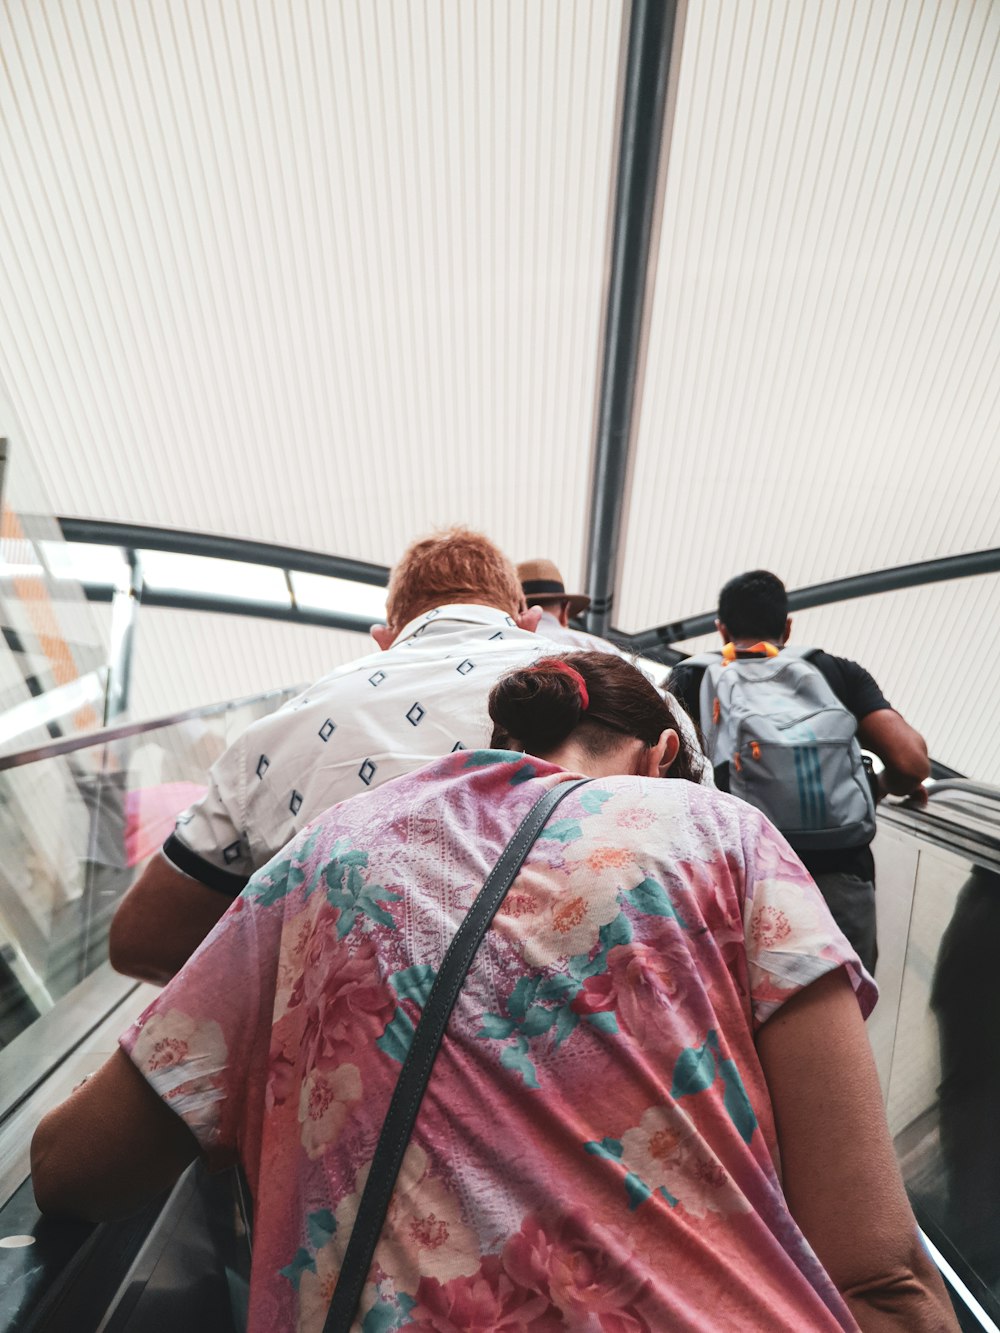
[
  {"x1": 775, "y1": 646, "x2": 820, "y2": 661},
  {"x1": 323, "y1": 777, "x2": 591, "y2": 1333},
  {"x1": 681, "y1": 651, "x2": 723, "y2": 670}
]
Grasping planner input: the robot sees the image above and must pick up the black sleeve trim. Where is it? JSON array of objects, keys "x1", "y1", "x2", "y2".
[{"x1": 163, "y1": 834, "x2": 250, "y2": 898}]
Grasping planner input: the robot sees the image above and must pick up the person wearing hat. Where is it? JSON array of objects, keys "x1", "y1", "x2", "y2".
[
  {"x1": 517, "y1": 557, "x2": 614, "y2": 653},
  {"x1": 517, "y1": 558, "x2": 713, "y2": 784}
]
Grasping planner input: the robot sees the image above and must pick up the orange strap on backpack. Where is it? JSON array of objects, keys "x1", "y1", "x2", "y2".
[{"x1": 722, "y1": 641, "x2": 779, "y2": 664}]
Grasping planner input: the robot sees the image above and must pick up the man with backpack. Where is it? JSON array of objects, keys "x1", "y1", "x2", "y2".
[{"x1": 669, "y1": 570, "x2": 929, "y2": 973}]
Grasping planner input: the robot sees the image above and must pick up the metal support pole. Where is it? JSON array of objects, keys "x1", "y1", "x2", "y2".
[
  {"x1": 104, "y1": 551, "x2": 143, "y2": 725},
  {"x1": 584, "y1": 0, "x2": 681, "y2": 637}
]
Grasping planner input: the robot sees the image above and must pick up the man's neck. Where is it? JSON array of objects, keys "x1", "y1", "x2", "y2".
[{"x1": 730, "y1": 638, "x2": 782, "y2": 652}]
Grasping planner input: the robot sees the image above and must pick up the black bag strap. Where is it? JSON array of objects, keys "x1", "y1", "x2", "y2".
[{"x1": 323, "y1": 777, "x2": 590, "y2": 1333}]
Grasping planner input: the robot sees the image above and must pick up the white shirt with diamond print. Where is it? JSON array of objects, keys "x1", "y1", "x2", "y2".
[{"x1": 166, "y1": 605, "x2": 557, "y2": 891}]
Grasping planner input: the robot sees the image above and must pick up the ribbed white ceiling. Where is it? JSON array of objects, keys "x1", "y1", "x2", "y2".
[
  {"x1": 621, "y1": 0, "x2": 999, "y2": 630},
  {"x1": 1, "y1": 0, "x2": 999, "y2": 782},
  {"x1": 1, "y1": 0, "x2": 624, "y2": 581}
]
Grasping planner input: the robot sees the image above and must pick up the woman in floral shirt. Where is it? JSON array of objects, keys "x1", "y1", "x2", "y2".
[{"x1": 33, "y1": 654, "x2": 955, "y2": 1332}]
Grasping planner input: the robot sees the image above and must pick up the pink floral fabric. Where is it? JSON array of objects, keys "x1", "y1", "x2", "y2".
[{"x1": 121, "y1": 751, "x2": 876, "y2": 1332}]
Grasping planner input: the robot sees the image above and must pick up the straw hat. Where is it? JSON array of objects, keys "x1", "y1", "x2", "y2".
[{"x1": 517, "y1": 558, "x2": 591, "y2": 617}]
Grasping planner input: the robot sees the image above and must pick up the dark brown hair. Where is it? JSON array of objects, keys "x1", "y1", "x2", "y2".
[{"x1": 488, "y1": 652, "x2": 701, "y2": 782}]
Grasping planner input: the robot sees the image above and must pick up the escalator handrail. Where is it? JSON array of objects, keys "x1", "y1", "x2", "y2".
[
  {"x1": 0, "y1": 684, "x2": 303, "y2": 772},
  {"x1": 924, "y1": 778, "x2": 1000, "y2": 803}
]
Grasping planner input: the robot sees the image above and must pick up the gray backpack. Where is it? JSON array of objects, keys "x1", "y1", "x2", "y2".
[{"x1": 686, "y1": 647, "x2": 876, "y2": 851}]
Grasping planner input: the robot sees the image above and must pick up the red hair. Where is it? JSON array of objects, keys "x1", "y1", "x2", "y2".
[{"x1": 386, "y1": 527, "x2": 522, "y2": 630}]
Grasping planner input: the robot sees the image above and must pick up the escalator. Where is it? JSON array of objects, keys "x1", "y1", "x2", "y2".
[
  {"x1": 872, "y1": 783, "x2": 1000, "y2": 1332},
  {"x1": 0, "y1": 705, "x2": 997, "y2": 1330},
  {"x1": 0, "y1": 689, "x2": 297, "y2": 1333}
]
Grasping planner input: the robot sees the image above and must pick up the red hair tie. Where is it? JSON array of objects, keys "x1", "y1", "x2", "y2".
[{"x1": 529, "y1": 660, "x2": 589, "y2": 711}]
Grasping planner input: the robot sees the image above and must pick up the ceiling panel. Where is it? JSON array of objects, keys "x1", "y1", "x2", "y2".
[
  {"x1": 0, "y1": 0, "x2": 625, "y2": 584},
  {"x1": 621, "y1": 0, "x2": 999, "y2": 632}
]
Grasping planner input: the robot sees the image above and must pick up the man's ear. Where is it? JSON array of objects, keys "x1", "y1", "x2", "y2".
[
  {"x1": 782, "y1": 616, "x2": 792, "y2": 645},
  {"x1": 516, "y1": 605, "x2": 544, "y2": 634},
  {"x1": 716, "y1": 618, "x2": 731, "y2": 645},
  {"x1": 645, "y1": 728, "x2": 680, "y2": 777},
  {"x1": 371, "y1": 624, "x2": 396, "y2": 652}
]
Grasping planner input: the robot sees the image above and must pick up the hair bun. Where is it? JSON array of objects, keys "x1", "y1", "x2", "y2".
[{"x1": 488, "y1": 661, "x2": 586, "y2": 754}]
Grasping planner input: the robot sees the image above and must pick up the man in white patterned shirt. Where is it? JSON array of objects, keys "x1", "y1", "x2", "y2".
[{"x1": 109, "y1": 528, "x2": 557, "y2": 984}]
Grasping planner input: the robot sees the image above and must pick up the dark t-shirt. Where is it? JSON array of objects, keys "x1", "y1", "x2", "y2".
[{"x1": 669, "y1": 649, "x2": 892, "y2": 880}]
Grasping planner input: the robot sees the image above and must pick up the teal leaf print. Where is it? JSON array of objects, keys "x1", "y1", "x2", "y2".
[
  {"x1": 552, "y1": 1006, "x2": 579, "y2": 1048},
  {"x1": 519, "y1": 1004, "x2": 559, "y2": 1037},
  {"x1": 324, "y1": 838, "x2": 370, "y2": 880},
  {"x1": 625, "y1": 1172, "x2": 653, "y2": 1211},
  {"x1": 249, "y1": 825, "x2": 326, "y2": 906},
  {"x1": 477, "y1": 1013, "x2": 517, "y2": 1039},
  {"x1": 245, "y1": 868, "x2": 291, "y2": 908},
  {"x1": 539, "y1": 818, "x2": 583, "y2": 844},
  {"x1": 278, "y1": 1247, "x2": 315, "y2": 1289},
  {"x1": 463, "y1": 750, "x2": 521, "y2": 767},
  {"x1": 307, "y1": 1208, "x2": 337, "y2": 1249},
  {"x1": 658, "y1": 1184, "x2": 679, "y2": 1207},
  {"x1": 363, "y1": 1296, "x2": 416, "y2": 1333},
  {"x1": 568, "y1": 944, "x2": 610, "y2": 981},
  {"x1": 535, "y1": 973, "x2": 581, "y2": 1003},
  {"x1": 390, "y1": 965, "x2": 436, "y2": 1006},
  {"x1": 624, "y1": 876, "x2": 682, "y2": 921},
  {"x1": 323, "y1": 848, "x2": 402, "y2": 939},
  {"x1": 719, "y1": 1057, "x2": 758, "y2": 1144},
  {"x1": 507, "y1": 976, "x2": 541, "y2": 1020},
  {"x1": 585, "y1": 1139, "x2": 660, "y2": 1212},
  {"x1": 670, "y1": 1033, "x2": 718, "y2": 1099},
  {"x1": 599, "y1": 911, "x2": 633, "y2": 950},
  {"x1": 499, "y1": 1037, "x2": 541, "y2": 1089},
  {"x1": 582, "y1": 1011, "x2": 619, "y2": 1034},
  {"x1": 509, "y1": 762, "x2": 539, "y2": 784},
  {"x1": 579, "y1": 788, "x2": 614, "y2": 815},
  {"x1": 584, "y1": 1136, "x2": 624, "y2": 1162},
  {"x1": 377, "y1": 1009, "x2": 415, "y2": 1063}
]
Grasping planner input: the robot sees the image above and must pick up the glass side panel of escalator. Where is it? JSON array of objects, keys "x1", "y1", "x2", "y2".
[
  {"x1": 0, "y1": 689, "x2": 298, "y2": 1058},
  {"x1": 876, "y1": 795, "x2": 1000, "y2": 1327}
]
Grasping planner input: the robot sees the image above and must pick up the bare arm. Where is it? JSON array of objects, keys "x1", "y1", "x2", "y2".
[
  {"x1": 32, "y1": 1049, "x2": 201, "y2": 1221},
  {"x1": 857, "y1": 709, "x2": 930, "y2": 798},
  {"x1": 757, "y1": 968, "x2": 957, "y2": 1332},
  {"x1": 109, "y1": 853, "x2": 233, "y2": 985}
]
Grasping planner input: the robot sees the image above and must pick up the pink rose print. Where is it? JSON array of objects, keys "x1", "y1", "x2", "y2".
[
  {"x1": 619, "y1": 1104, "x2": 750, "y2": 1220},
  {"x1": 749, "y1": 904, "x2": 792, "y2": 949},
  {"x1": 615, "y1": 806, "x2": 655, "y2": 830},
  {"x1": 298, "y1": 1063, "x2": 362, "y2": 1159},
  {"x1": 606, "y1": 941, "x2": 678, "y2": 1023},
  {"x1": 585, "y1": 846, "x2": 636, "y2": 873},
  {"x1": 570, "y1": 970, "x2": 617, "y2": 1017},
  {"x1": 504, "y1": 891, "x2": 536, "y2": 920},
  {"x1": 287, "y1": 920, "x2": 396, "y2": 1069},
  {"x1": 130, "y1": 1011, "x2": 228, "y2": 1145},
  {"x1": 503, "y1": 1212, "x2": 651, "y2": 1331},
  {"x1": 379, "y1": 1144, "x2": 480, "y2": 1284},
  {"x1": 746, "y1": 818, "x2": 811, "y2": 882},
  {"x1": 409, "y1": 1256, "x2": 556, "y2": 1332}
]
